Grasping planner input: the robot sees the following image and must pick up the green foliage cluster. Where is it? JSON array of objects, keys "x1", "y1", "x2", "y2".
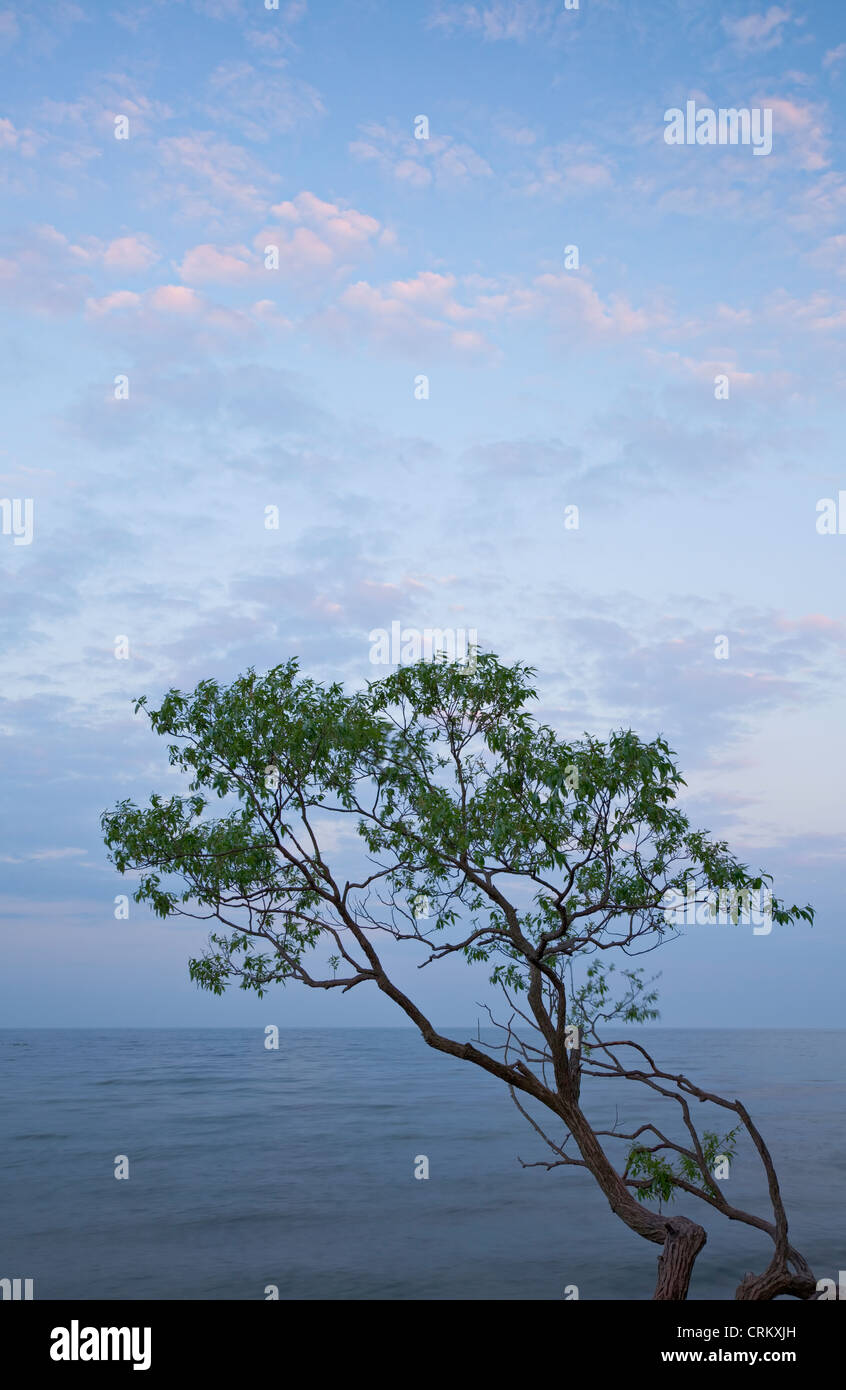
[
  {"x1": 101, "y1": 652, "x2": 813, "y2": 1008},
  {"x1": 627, "y1": 1127, "x2": 742, "y2": 1204}
]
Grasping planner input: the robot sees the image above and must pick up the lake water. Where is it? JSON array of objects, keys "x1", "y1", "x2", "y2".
[{"x1": 1, "y1": 1028, "x2": 844, "y2": 1300}]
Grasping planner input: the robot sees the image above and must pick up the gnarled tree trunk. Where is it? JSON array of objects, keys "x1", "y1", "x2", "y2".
[
  {"x1": 565, "y1": 1100, "x2": 709, "y2": 1299},
  {"x1": 654, "y1": 1216, "x2": 708, "y2": 1300}
]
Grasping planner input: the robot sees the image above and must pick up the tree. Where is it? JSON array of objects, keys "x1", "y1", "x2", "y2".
[{"x1": 102, "y1": 652, "x2": 818, "y2": 1300}]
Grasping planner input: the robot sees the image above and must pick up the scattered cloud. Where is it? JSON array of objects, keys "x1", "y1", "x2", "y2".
[
  {"x1": 177, "y1": 242, "x2": 256, "y2": 284},
  {"x1": 427, "y1": 1, "x2": 561, "y2": 42},
  {"x1": 156, "y1": 132, "x2": 276, "y2": 220},
  {"x1": 0, "y1": 9, "x2": 20, "y2": 47},
  {"x1": 349, "y1": 121, "x2": 492, "y2": 188},
  {"x1": 101, "y1": 235, "x2": 160, "y2": 274},
  {"x1": 203, "y1": 60, "x2": 324, "y2": 142},
  {"x1": 83, "y1": 282, "x2": 256, "y2": 348},
  {"x1": 40, "y1": 74, "x2": 172, "y2": 140},
  {"x1": 256, "y1": 190, "x2": 386, "y2": 277},
  {"x1": 312, "y1": 271, "x2": 498, "y2": 359},
  {"x1": 822, "y1": 43, "x2": 846, "y2": 73},
  {"x1": 520, "y1": 140, "x2": 614, "y2": 197},
  {"x1": 806, "y1": 234, "x2": 846, "y2": 276},
  {"x1": 763, "y1": 95, "x2": 828, "y2": 171},
  {"x1": 0, "y1": 226, "x2": 161, "y2": 314},
  {"x1": 721, "y1": 7, "x2": 794, "y2": 53},
  {"x1": 0, "y1": 116, "x2": 42, "y2": 156}
]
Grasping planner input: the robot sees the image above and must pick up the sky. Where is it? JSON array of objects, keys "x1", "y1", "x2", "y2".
[{"x1": 0, "y1": 0, "x2": 844, "y2": 1028}]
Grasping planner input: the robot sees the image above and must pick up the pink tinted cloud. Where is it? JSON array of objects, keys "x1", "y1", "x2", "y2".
[
  {"x1": 311, "y1": 263, "x2": 660, "y2": 359},
  {"x1": 807, "y1": 234, "x2": 846, "y2": 275},
  {"x1": 148, "y1": 285, "x2": 205, "y2": 313},
  {"x1": 40, "y1": 75, "x2": 171, "y2": 140},
  {"x1": 427, "y1": 1, "x2": 559, "y2": 42},
  {"x1": 83, "y1": 283, "x2": 255, "y2": 343},
  {"x1": 0, "y1": 116, "x2": 41, "y2": 156},
  {"x1": 508, "y1": 272, "x2": 661, "y2": 339},
  {"x1": 722, "y1": 6, "x2": 793, "y2": 52},
  {"x1": 85, "y1": 289, "x2": 141, "y2": 315},
  {"x1": 823, "y1": 43, "x2": 846, "y2": 71},
  {"x1": 766, "y1": 287, "x2": 846, "y2": 332},
  {"x1": 775, "y1": 614, "x2": 846, "y2": 636},
  {"x1": 157, "y1": 133, "x2": 274, "y2": 219},
  {"x1": 0, "y1": 227, "x2": 160, "y2": 313},
  {"x1": 521, "y1": 142, "x2": 614, "y2": 197},
  {"x1": 253, "y1": 190, "x2": 386, "y2": 280},
  {"x1": 102, "y1": 235, "x2": 159, "y2": 274},
  {"x1": 274, "y1": 191, "x2": 381, "y2": 249},
  {"x1": 349, "y1": 122, "x2": 492, "y2": 188},
  {"x1": 313, "y1": 273, "x2": 497, "y2": 359},
  {"x1": 177, "y1": 243, "x2": 255, "y2": 284},
  {"x1": 763, "y1": 96, "x2": 828, "y2": 170},
  {"x1": 0, "y1": 224, "x2": 98, "y2": 313}
]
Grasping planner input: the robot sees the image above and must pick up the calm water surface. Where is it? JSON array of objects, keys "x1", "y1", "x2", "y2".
[{"x1": 1, "y1": 1028, "x2": 844, "y2": 1299}]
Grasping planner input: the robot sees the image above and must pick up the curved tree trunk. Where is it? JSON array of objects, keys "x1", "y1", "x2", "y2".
[
  {"x1": 564, "y1": 1101, "x2": 709, "y2": 1299},
  {"x1": 735, "y1": 1265, "x2": 819, "y2": 1300},
  {"x1": 654, "y1": 1216, "x2": 708, "y2": 1300}
]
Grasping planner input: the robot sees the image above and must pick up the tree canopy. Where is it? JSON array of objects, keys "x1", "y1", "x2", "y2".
[{"x1": 102, "y1": 651, "x2": 817, "y2": 1300}]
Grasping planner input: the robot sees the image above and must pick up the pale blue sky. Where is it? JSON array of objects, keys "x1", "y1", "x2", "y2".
[{"x1": 1, "y1": 0, "x2": 845, "y2": 1026}]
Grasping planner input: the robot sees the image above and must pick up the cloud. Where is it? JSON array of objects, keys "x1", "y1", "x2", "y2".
[
  {"x1": 349, "y1": 122, "x2": 492, "y2": 188},
  {"x1": 0, "y1": 215, "x2": 659, "y2": 361},
  {"x1": 461, "y1": 437, "x2": 583, "y2": 479},
  {"x1": 0, "y1": 226, "x2": 161, "y2": 314},
  {"x1": 806, "y1": 234, "x2": 846, "y2": 276},
  {"x1": 0, "y1": 9, "x2": 20, "y2": 47},
  {"x1": 271, "y1": 191, "x2": 381, "y2": 246},
  {"x1": 312, "y1": 271, "x2": 497, "y2": 359},
  {"x1": 427, "y1": 0, "x2": 561, "y2": 42},
  {"x1": 156, "y1": 133, "x2": 276, "y2": 220},
  {"x1": 0, "y1": 224, "x2": 94, "y2": 314},
  {"x1": 83, "y1": 282, "x2": 256, "y2": 347},
  {"x1": 793, "y1": 170, "x2": 846, "y2": 227},
  {"x1": 763, "y1": 95, "x2": 828, "y2": 171},
  {"x1": 0, "y1": 1, "x2": 88, "y2": 59},
  {"x1": 764, "y1": 287, "x2": 846, "y2": 332},
  {"x1": 40, "y1": 73, "x2": 172, "y2": 139},
  {"x1": 309, "y1": 262, "x2": 663, "y2": 360},
  {"x1": 85, "y1": 289, "x2": 141, "y2": 314},
  {"x1": 101, "y1": 235, "x2": 160, "y2": 274},
  {"x1": 192, "y1": 0, "x2": 247, "y2": 16},
  {"x1": 56, "y1": 230, "x2": 160, "y2": 275},
  {"x1": 244, "y1": 0, "x2": 308, "y2": 52},
  {"x1": 56, "y1": 361, "x2": 323, "y2": 469},
  {"x1": 494, "y1": 117, "x2": 537, "y2": 146},
  {"x1": 203, "y1": 60, "x2": 324, "y2": 142},
  {"x1": 721, "y1": 7, "x2": 793, "y2": 53},
  {"x1": 177, "y1": 243, "x2": 256, "y2": 285},
  {"x1": 644, "y1": 347, "x2": 779, "y2": 395},
  {"x1": 0, "y1": 847, "x2": 89, "y2": 864},
  {"x1": 0, "y1": 116, "x2": 41, "y2": 156},
  {"x1": 531, "y1": 599, "x2": 846, "y2": 781},
  {"x1": 576, "y1": 405, "x2": 771, "y2": 491},
  {"x1": 246, "y1": 191, "x2": 386, "y2": 281},
  {"x1": 822, "y1": 43, "x2": 846, "y2": 72},
  {"x1": 520, "y1": 141, "x2": 614, "y2": 197},
  {"x1": 505, "y1": 271, "x2": 662, "y2": 340}
]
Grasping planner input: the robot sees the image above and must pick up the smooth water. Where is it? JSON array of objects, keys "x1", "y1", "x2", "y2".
[{"x1": 1, "y1": 1028, "x2": 844, "y2": 1300}]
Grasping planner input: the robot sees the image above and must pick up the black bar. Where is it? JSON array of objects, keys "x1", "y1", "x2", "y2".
[{"x1": 2, "y1": 1298, "x2": 841, "y2": 1378}]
